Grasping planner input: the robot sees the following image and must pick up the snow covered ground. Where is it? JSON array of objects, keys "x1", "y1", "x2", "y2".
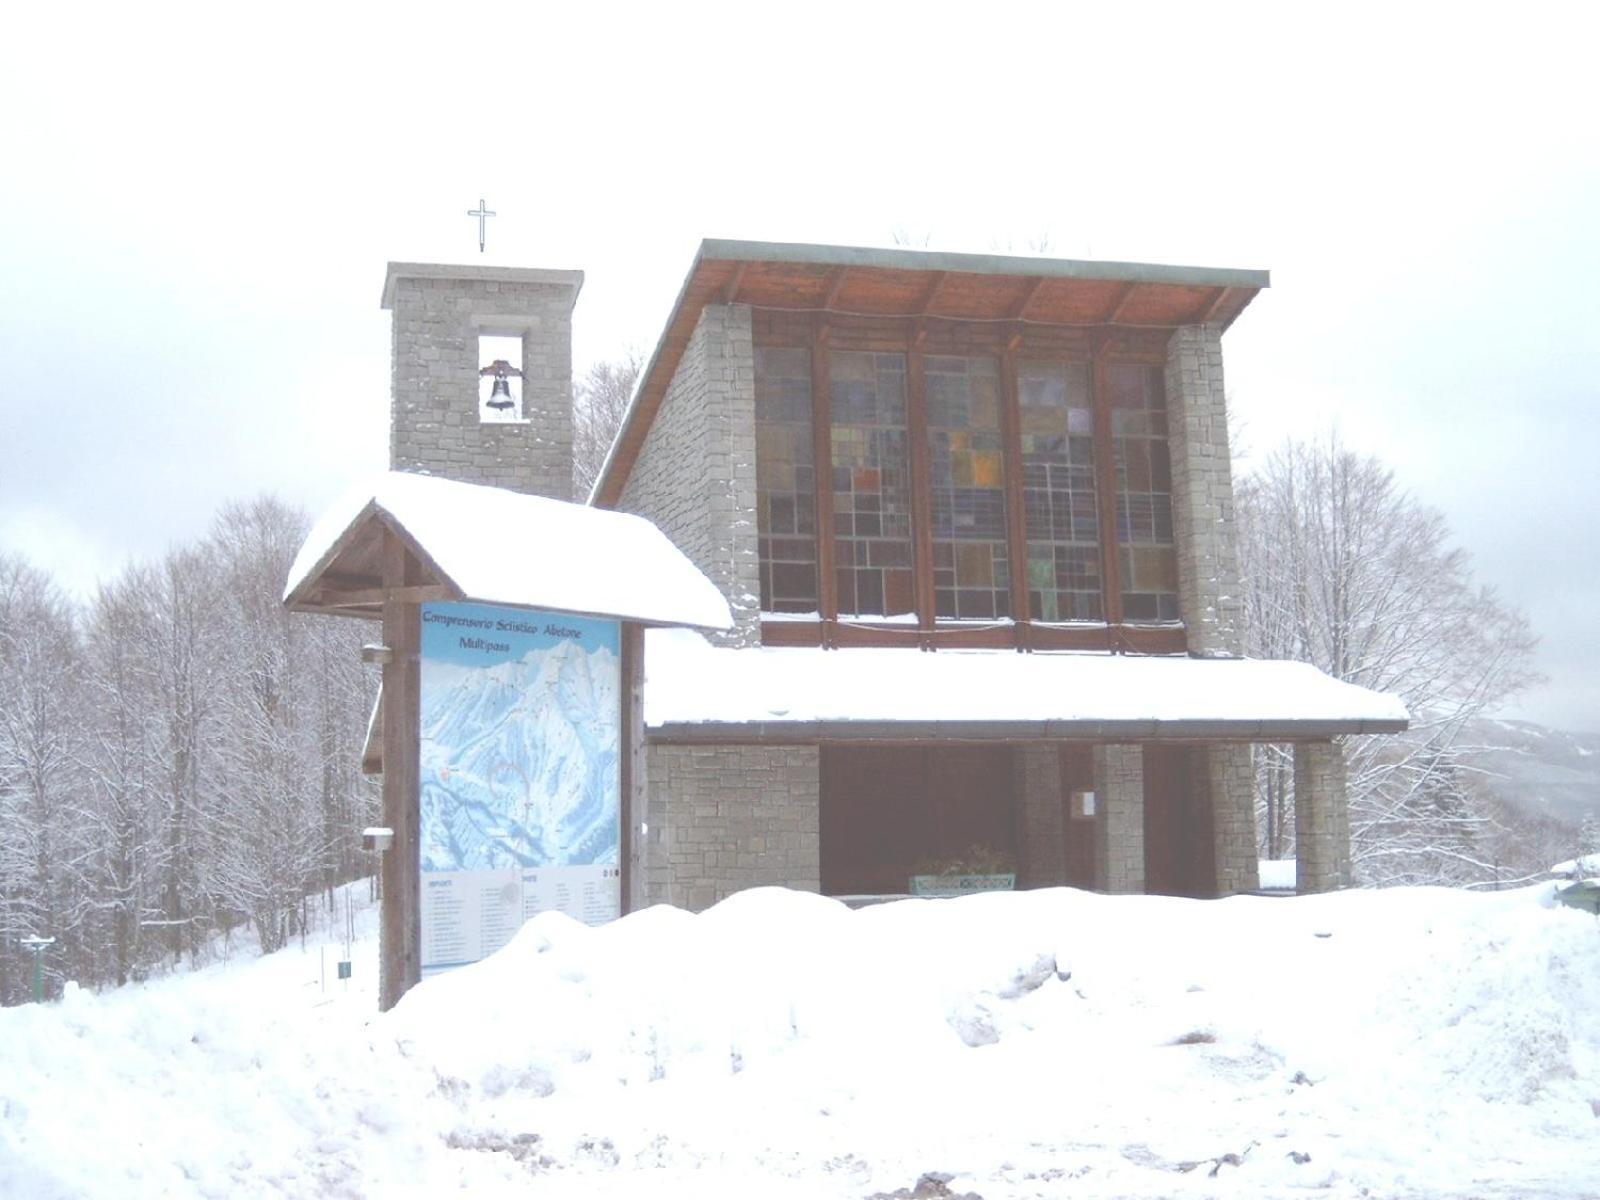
[{"x1": 4, "y1": 883, "x2": 1599, "y2": 1199}]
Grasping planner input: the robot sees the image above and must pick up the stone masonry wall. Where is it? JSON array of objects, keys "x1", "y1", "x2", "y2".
[
  {"x1": 643, "y1": 743, "x2": 820, "y2": 910},
  {"x1": 389, "y1": 270, "x2": 580, "y2": 500},
  {"x1": 1017, "y1": 744, "x2": 1067, "y2": 888},
  {"x1": 617, "y1": 305, "x2": 760, "y2": 646},
  {"x1": 1205, "y1": 744, "x2": 1260, "y2": 895},
  {"x1": 1295, "y1": 741, "x2": 1353, "y2": 893},
  {"x1": 1165, "y1": 324, "x2": 1244, "y2": 658},
  {"x1": 1093, "y1": 744, "x2": 1146, "y2": 894}
]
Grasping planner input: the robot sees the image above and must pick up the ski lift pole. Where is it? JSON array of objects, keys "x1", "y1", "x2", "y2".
[{"x1": 19, "y1": 935, "x2": 55, "y2": 1003}]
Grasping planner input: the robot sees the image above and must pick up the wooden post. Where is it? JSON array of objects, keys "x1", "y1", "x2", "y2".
[
  {"x1": 378, "y1": 530, "x2": 422, "y2": 1012},
  {"x1": 810, "y1": 316, "x2": 837, "y2": 640},
  {"x1": 906, "y1": 334, "x2": 936, "y2": 640},
  {"x1": 1091, "y1": 340, "x2": 1125, "y2": 629},
  {"x1": 619, "y1": 621, "x2": 645, "y2": 913},
  {"x1": 999, "y1": 340, "x2": 1031, "y2": 648}
]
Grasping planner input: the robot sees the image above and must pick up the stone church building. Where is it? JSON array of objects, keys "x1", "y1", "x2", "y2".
[{"x1": 381, "y1": 242, "x2": 1406, "y2": 910}]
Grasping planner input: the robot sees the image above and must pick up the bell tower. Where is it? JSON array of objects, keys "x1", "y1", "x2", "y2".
[{"x1": 382, "y1": 262, "x2": 583, "y2": 500}]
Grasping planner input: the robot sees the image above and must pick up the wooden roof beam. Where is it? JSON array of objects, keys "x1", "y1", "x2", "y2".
[
  {"x1": 821, "y1": 266, "x2": 851, "y2": 310},
  {"x1": 1105, "y1": 282, "x2": 1140, "y2": 325},
  {"x1": 1198, "y1": 285, "x2": 1235, "y2": 325},
  {"x1": 314, "y1": 583, "x2": 456, "y2": 608},
  {"x1": 720, "y1": 261, "x2": 748, "y2": 305},
  {"x1": 1010, "y1": 276, "x2": 1046, "y2": 320},
  {"x1": 917, "y1": 271, "x2": 949, "y2": 315}
]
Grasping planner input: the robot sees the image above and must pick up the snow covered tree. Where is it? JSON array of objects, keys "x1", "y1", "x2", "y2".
[
  {"x1": 572, "y1": 350, "x2": 642, "y2": 499},
  {"x1": 1237, "y1": 434, "x2": 1538, "y2": 886},
  {"x1": 0, "y1": 495, "x2": 381, "y2": 1004},
  {"x1": 0, "y1": 555, "x2": 89, "y2": 1001},
  {"x1": 80, "y1": 572, "x2": 165, "y2": 986},
  {"x1": 1578, "y1": 812, "x2": 1600, "y2": 862}
]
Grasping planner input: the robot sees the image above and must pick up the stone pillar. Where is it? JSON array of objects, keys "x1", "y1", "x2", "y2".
[
  {"x1": 1016, "y1": 745, "x2": 1066, "y2": 887},
  {"x1": 698, "y1": 305, "x2": 761, "y2": 646},
  {"x1": 616, "y1": 304, "x2": 761, "y2": 647},
  {"x1": 1093, "y1": 744, "x2": 1145, "y2": 894},
  {"x1": 383, "y1": 262, "x2": 583, "y2": 500},
  {"x1": 1164, "y1": 324, "x2": 1244, "y2": 658},
  {"x1": 1295, "y1": 741, "x2": 1352, "y2": 892},
  {"x1": 1206, "y1": 744, "x2": 1260, "y2": 895}
]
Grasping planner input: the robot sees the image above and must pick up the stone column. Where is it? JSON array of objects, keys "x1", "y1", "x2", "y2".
[
  {"x1": 1295, "y1": 741, "x2": 1352, "y2": 892},
  {"x1": 1016, "y1": 745, "x2": 1066, "y2": 887},
  {"x1": 1206, "y1": 744, "x2": 1260, "y2": 895},
  {"x1": 1093, "y1": 744, "x2": 1146, "y2": 894},
  {"x1": 1164, "y1": 324, "x2": 1244, "y2": 658},
  {"x1": 696, "y1": 305, "x2": 761, "y2": 647}
]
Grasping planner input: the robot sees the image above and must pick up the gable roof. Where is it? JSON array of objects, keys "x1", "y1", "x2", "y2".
[
  {"x1": 591, "y1": 238, "x2": 1269, "y2": 507},
  {"x1": 283, "y1": 471, "x2": 733, "y2": 630}
]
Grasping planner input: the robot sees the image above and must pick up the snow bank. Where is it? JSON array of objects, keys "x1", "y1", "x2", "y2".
[{"x1": 3, "y1": 885, "x2": 1598, "y2": 1198}]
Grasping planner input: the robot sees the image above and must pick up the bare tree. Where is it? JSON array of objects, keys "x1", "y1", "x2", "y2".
[
  {"x1": 1237, "y1": 434, "x2": 1539, "y2": 886},
  {"x1": 572, "y1": 350, "x2": 643, "y2": 499},
  {"x1": 0, "y1": 555, "x2": 86, "y2": 1001}
]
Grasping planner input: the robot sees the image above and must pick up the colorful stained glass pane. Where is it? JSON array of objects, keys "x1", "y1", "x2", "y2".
[
  {"x1": 926, "y1": 356, "x2": 1009, "y2": 620},
  {"x1": 755, "y1": 347, "x2": 819, "y2": 613},
  {"x1": 830, "y1": 351, "x2": 914, "y2": 617},
  {"x1": 1110, "y1": 362, "x2": 1179, "y2": 623},
  {"x1": 1018, "y1": 360, "x2": 1102, "y2": 621}
]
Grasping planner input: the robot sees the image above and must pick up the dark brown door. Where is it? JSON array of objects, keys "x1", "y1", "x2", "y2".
[
  {"x1": 1142, "y1": 745, "x2": 1215, "y2": 898},
  {"x1": 820, "y1": 744, "x2": 1016, "y2": 895}
]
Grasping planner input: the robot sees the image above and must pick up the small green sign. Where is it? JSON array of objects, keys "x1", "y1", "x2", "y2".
[
  {"x1": 337, "y1": 960, "x2": 352, "y2": 980},
  {"x1": 910, "y1": 873, "x2": 1017, "y2": 898}
]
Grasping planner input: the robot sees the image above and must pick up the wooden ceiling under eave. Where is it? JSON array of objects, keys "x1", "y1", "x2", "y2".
[{"x1": 591, "y1": 239, "x2": 1268, "y2": 508}]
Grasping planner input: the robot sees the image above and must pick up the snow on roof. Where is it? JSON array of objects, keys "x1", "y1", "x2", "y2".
[
  {"x1": 643, "y1": 629, "x2": 1410, "y2": 737},
  {"x1": 284, "y1": 472, "x2": 733, "y2": 631},
  {"x1": 1551, "y1": 854, "x2": 1600, "y2": 879}
]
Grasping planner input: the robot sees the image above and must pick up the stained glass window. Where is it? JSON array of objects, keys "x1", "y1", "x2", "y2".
[
  {"x1": 1018, "y1": 360, "x2": 1103, "y2": 621},
  {"x1": 754, "y1": 347, "x2": 818, "y2": 613},
  {"x1": 926, "y1": 356, "x2": 1009, "y2": 620},
  {"x1": 1110, "y1": 362, "x2": 1179, "y2": 622},
  {"x1": 829, "y1": 351, "x2": 915, "y2": 617}
]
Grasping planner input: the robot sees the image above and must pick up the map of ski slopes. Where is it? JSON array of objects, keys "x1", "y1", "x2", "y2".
[{"x1": 418, "y1": 601, "x2": 620, "y2": 973}]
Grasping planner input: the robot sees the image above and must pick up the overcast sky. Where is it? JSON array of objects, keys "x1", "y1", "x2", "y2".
[{"x1": 2, "y1": 3, "x2": 1595, "y2": 729}]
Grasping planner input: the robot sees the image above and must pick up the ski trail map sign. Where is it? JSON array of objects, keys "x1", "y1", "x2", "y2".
[{"x1": 418, "y1": 600, "x2": 621, "y2": 976}]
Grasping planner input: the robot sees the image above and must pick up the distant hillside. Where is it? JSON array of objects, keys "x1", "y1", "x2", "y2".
[{"x1": 1462, "y1": 718, "x2": 1600, "y2": 830}]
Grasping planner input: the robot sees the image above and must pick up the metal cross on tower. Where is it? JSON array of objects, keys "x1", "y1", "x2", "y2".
[{"x1": 467, "y1": 198, "x2": 496, "y2": 253}]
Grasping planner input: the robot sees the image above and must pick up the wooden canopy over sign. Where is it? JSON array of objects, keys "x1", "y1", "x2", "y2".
[
  {"x1": 590, "y1": 238, "x2": 1269, "y2": 507},
  {"x1": 285, "y1": 505, "x2": 451, "y2": 620},
  {"x1": 284, "y1": 472, "x2": 733, "y2": 630}
]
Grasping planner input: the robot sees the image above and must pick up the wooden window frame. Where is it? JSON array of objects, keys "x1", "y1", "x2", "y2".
[{"x1": 755, "y1": 313, "x2": 1188, "y2": 654}]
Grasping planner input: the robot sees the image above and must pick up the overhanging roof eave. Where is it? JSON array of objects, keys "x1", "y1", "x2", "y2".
[
  {"x1": 697, "y1": 238, "x2": 1271, "y2": 292},
  {"x1": 646, "y1": 716, "x2": 1410, "y2": 743}
]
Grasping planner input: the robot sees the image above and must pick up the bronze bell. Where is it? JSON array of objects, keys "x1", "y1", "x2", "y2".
[
  {"x1": 486, "y1": 375, "x2": 516, "y2": 410},
  {"x1": 480, "y1": 358, "x2": 522, "y2": 411}
]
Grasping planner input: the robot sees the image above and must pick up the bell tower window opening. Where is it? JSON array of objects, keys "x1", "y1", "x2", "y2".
[{"x1": 478, "y1": 333, "x2": 525, "y2": 424}]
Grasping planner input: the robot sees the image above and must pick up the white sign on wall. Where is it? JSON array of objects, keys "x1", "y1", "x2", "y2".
[{"x1": 417, "y1": 600, "x2": 620, "y2": 976}]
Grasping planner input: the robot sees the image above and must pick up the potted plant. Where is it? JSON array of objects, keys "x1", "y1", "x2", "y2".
[{"x1": 910, "y1": 844, "x2": 1017, "y2": 897}]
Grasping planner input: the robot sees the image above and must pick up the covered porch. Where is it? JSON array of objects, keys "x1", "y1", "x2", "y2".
[
  {"x1": 819, "y1": 739, "x2": 1350, "y2": 901},
  {"x1": 640, "y1": 630, "x2": 1407, "y2": 906}
]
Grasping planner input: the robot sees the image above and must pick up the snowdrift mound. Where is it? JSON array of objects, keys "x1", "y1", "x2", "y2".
[{"x1": 4, "y1": 884, "x2": 1600, "y2": 1199}]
